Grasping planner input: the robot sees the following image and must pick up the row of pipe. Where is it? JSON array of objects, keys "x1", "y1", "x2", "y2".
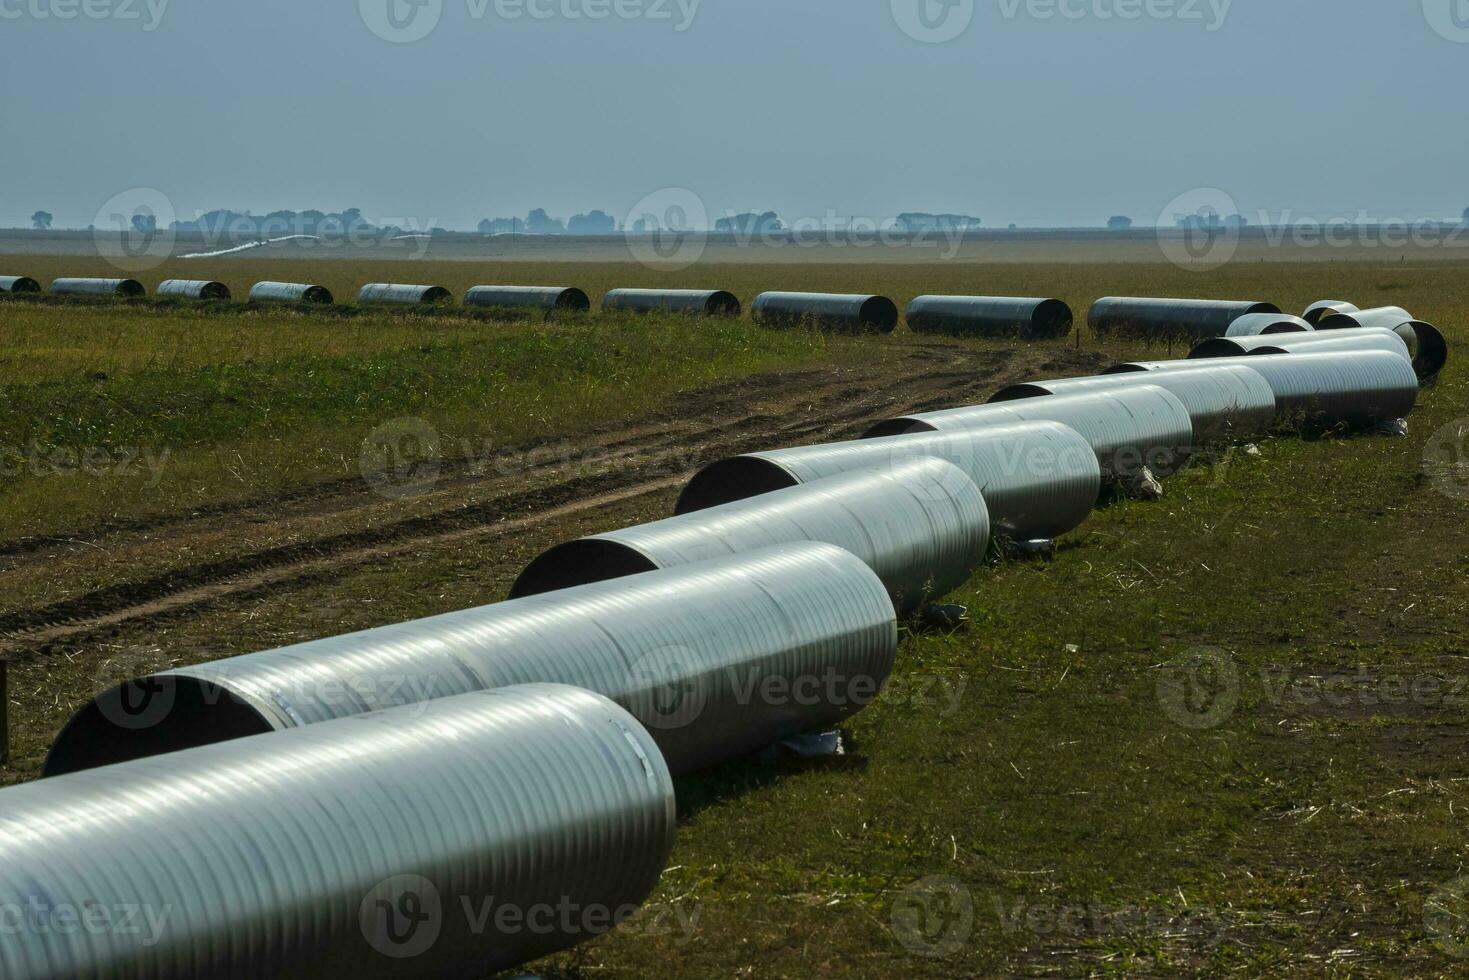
[{"x1": 5, "y1": 292, "x2": 1447, "y2": 978}]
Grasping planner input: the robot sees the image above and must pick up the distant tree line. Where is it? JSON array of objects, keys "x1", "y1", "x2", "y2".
[{"x1": 478, "y1": 209, "x2": 617, "y2": 235}]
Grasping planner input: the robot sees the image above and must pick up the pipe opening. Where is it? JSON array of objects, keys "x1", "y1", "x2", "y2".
[
  {"x1": 42, "y1": 676, "x2": 276, "y2": 777},
  {"x1": 1031, "y1": 299, "x2": 1074, "y2": 338},
  {"x1": 988, "y1": 383, "x2": 1052, "y2": 403},
  {"x1": 303, "y1": 285, "x2": 334, "y2": 304},
  {"x1": 861, "y1": 418, "x2": 934, "y2": 438},
  {"x1": 1401, "y1": 321, "x2": 1448, "y2": 380},
  {"x1": 704, "y1": 291, "x2": 742, "y2": 316},
  {"x1": 507, "y1": 539, "x2": 659, "y2": 599},
  {"x1": 859, "y1": 296, "x2": 900, "y2": 333},
  {"x1": 556, "y1": 288, "x2": 592, "y2": 311},
  {"x1": 117, "y1": 279, "x2": 145, "y2": 298},
  {"x1": 1, "y1": 276, "x2": 40, "y2": 293},
  {"x1": 674, "y1": 456, "x2": 800, "y2": 514}
]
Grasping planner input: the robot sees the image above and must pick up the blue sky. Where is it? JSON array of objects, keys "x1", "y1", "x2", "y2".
[{"x1": 1, "y1": 0, "x2": 1464, "y2": 229}]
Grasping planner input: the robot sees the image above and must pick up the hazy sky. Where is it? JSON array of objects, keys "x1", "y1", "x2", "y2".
[{"x1": 1, "y1": 0, "x2": 1464, "y2": 229}]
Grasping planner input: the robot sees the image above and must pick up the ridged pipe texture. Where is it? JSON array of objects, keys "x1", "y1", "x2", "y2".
[
  {"x1": 464, "y1": 285, "x2": 591, "y2": 313},
  {"x1": 675, "y1": 421, "x2": 1099, "y2": 541},
  {"x1": 45, "y1": 543, "x2": 897, "y2": 778},
  {"x1": 8, "y1": 685, "x2": 675, "y2": 980},
  {"x1": 603, "y1": 288, "x2": 741, "y2": 316},
  {"x1": 987, "y1": 364, "x2": 1276, "y2": 443},
  {"x1": 862, "y1": 386, "x2": 1195, "y2": 479},
  {"x1": 49, "y1": 277, "x2": 145, "y2": 298},
  {"x1": 1302, "y1": 300, "x2": 1358, "y2": 326},
  {"x1": 1088, "y1": 297, "x2": 1280, "y2": 340},
  {"x1": 1104, "y1": 351, "x2": 1419, "y2": 428},
  {"x1": 357, "y1": 282, "x2": 453, "y2": 306},
  {"x1": 248, "y1": 281, "x2": 334, "y2": 304},
  {"x1": 512, "y1": 458, "x2": 988, "y2": 614},
  {"x1": 1225, "y1": 313, "x2": 1313, "y2": 336},
  {"x1": 157, "y1": 278, "x2": 231, "y2": 301},
  {"x1": 1190, "y1": 328, "x2": 1413, "y2": 366},
  {"x1": 1317, "y1": 306, "x2": 1447, "y2": 380},
  {"x1": 0, "y1": 275, "x2": 40, "y2": 293},
  {"x1": 751, "y1": 291, "x2": 899, "y2": 333},
  {"x1": 905, "y1": 295, "x2": 1073, "y2": 339}
]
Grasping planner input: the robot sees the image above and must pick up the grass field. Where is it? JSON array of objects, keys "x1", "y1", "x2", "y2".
[{"x1": 1, "y1": 253, "x2": 1467, "y2": 977}]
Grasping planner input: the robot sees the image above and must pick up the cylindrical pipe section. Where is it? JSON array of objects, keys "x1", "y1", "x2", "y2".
[
  {"x1": 1316, "y1": 306, "x2": 1412, "y2": 331},
  {"x1": 248, "y1": 281, "x2": 334, "y2": 304},
  {"x1": 1088, "y1": 297, "x2": 1281, "y2": 340},
  {"x1": 987, "y1": 364, "x2": 1276, "y2": 443},
  {"x1": 0, "y1": 275, "x2": 40, "y2": 294},
  {"x1": 905, "y1": 295, "x2": 1073, "y2": 339},
  {"x1": 863, "y1": 386, "x2": 1195, "y2": 479},
  {"x1": 603, "y1": 288, "x2": 741, "y2": 316},
  {"x1": 512, "y1": 458, "x2": 988, "y2": 614},
  {"x1": 751, "y1": 291, "x2": 899, "y2": 333},
  {"x1": 1317, "y1": 306, "x2": 1447, "y2": 380},
  {"x1": 45, "y1": 543, "x2": 896, "y2": 777},
  {"x1": 1189, "y1": 328, "x2": 1412, "y2": 366},
  {"x1": 1225, "y1": 312, "x2": 1313, "y2": 336},
  {"x1": 357, "y1": 282, "x2": 453, "y2": 306},
  {"x1": 1103, "y1": 351, "x2": 1418, "y2": 428},
  {"x1": 464, "y1": 285, "x2": 591, "y2": 313},
  {"x1": 9, "y1": 685, "x2": 674, "y2": 980},
  {"x1": 1302, "y1": 300, "x2": 1358, "y2": 326},
  {"x1": 675, "y1": 421, "x2": 1100, "y2": 542},
  {"x1": 157, "y1": 278, "x2": 231, "y2": 301},
  {"x1": 49, "y1": 277, "x2": 145, "y2": 298}
]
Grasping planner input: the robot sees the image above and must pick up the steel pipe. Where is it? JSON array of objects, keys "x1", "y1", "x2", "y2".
[
  {"x1": 675, "y1": 421, "x2": 1099, "y2": 541},
  {"x1": 751, "y1": 291, "x2": 899, "y2": 333},
  {"x1": 987, "y1": 364, "x2": 1276, "y2": 443},
  {"x1": 1105, "y1": 351, "x2": 1418, "y2": 428},
  {"x1": 464, "y1": 285, "x2": 591, "y2": 313},
  {"x1": 603, "y1": 288, "x2": 741, "y2": 316},
  {"x1": 157, "y1": 278, "x2": 231, "y2": 301},
  {"x1": 0, "y1": 275, "x2": 40, "y2": 294},
  {"x1": 9, "y1": 685, "x2": 674, "y2": 980},
  {"x1": 863, "y1": 386, "x2": 1195, "y2": 478},
  {"x1": 1317, "y1": 306, "x2": 1447, "y2": 380},
  {"x1": 905, "y1": 295, "x2": 1073, "y2": 339},
  {"x1": 357, "y1": 282, "x2": 453, "y2": 306},
  {"x1": 1190, "y1": 328, "x2": 1412, "y2": 366},
  {"x1": 45, "y1": 543, "x2": 896, "y2": 777},
  {"x1": 1088, "y1": 297, "x2": 1280, "y2": 340},
  {"x1": 512, "y1": 458, "x2": 988, "y2": 614},
  {"x1": 248, "y1": 281, "x2": 334, "y2": 304},
  {"x1": 1225, "y1": 313, "x2": 1313, "y2": 336},
  {"x1": 1302, "y1": 300, "x2": 1358, "y2": 326},
  {"x1": 49, "y1": 277, "x2": 145, "y2": 298}
]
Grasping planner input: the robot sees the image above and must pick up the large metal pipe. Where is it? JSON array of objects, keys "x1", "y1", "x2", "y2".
[
  {"x1": 1088, "y1": 297, "x2": 1281, "y2": 340},
  {"x1": 1225, "y1": 313, "x2": 1313, "y2": 336},
  {"x1": 603, "y1": 288, "x2": 741, "y2": 316},
  {"x1": 987, "y1": 364, "x2": 1276, "y2": 443},
  {"x1": 157, "y1": 278, "x2": 231, "y2": 301},
  {"x1": 862, "y1": 386, "x2": 1195, "y2": 479},
  {"x1": 357, "y1": 282, "x2": 453, "y2": 306},
  {"x1": 49, "y1": 277, "x2": 145, "y2": 298},
  {"x1": 0, "y1": 275, "x2": 40, "y2": 294},
  {"x1": 248, "y1": 281, "x2": 334, "y2": 304},
  {"x1": 1189, "y1": 328, "x2": 1413, "y2": 365},
  {"x1": 1104, "y1": 351, "x2": 1418, "y2": 428},
  {"x1": 464, "y1": 285, "x2": 591, "y2": 313},
  {"x1": 1317, "y1": 306, "x2": 1447, "y2": 380},
  {"x1": 751, "y1": 291, "x2": 899, "y2": 333},
  {"x1": 675, "y1": 421, "x2": 1099, "y2": 541},
  {"x1": 9, "y1": 685, "x2": 675, "y2": 980},
  {"x1": 44, "y1": 543, "x2": 896, "y2": 777},
  {"x1": 905, "y1": 295, "x2": 1073, "y2": 339},
  {"x1": 1302, "y1": 300, "x2": 1358, "y2": 326},
  {"x1": 511, "y1": 458, "x2": 988, "y2": 614}
]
